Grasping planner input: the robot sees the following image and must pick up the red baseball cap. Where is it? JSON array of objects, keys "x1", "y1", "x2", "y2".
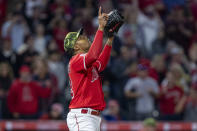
[
  {"x1": 139, "y1": 58, "x2": 150, "y2": 67},
  {"x1": 19, "y1": 65, "x2": 30, "y2": 73}
]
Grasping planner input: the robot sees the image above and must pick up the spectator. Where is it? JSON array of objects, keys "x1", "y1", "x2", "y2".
[
  {"x1": 118, "y1": 5, "x2": 138, "y2": 45},
  {"x1": 159, "y1": 71, "x2": 184, "y2": 120},
  {"x1": 176, "y1": 83, "x2": 197, "y2": 121},
  {"x1": 81, "y1": 8, "x2": 95, "y2": 36},
  {"x1": 103, "y1": 100, "x2": 121, "y2": 121},
  {"x1": 151, "y1": 29, "x2": 167, "y2": 57},
  {"x1": 170, "y1": 63, "x2": 190, "y2": 92},
  {"x1": 1, "y1": 11, "x2": 29, "y2": 52},
  {"x1": 47, "y1": 38, "x2": 59, "y2": 53},
  {"x1": 110, "y1": 46, "x2": 133, "y2": 101},
  {"x1": 124, "y1": 64, "x2": 159, "y2": 120},
  {"x1": 0, "y1": 62, "x2": 13, "y2": 119},
  {"x1": 50, "y1": 0, "x2": 72, "y2": 19},
  {"x1": 0, "y1": 37, "x2": 19, "y2": 76},
  {"x1": 165, "y1": 6, "x2": 194, "y2": 53},
  {"x1": 119, "y1": 0, "x2": 163, "y2": 57},
  {"x1": 26, "y1": 6, "x2": 47, "y2": 31},
  {"x1": 40, "y1": 103, "x2": 63, "y2": 120},
  {"x1": 136, "y1": 0, "x2": 163, "y2": 57},
  {"x1": 17, "y1": 35, "x2": 39, "y2": 67},
  {"x1": 52, "y1": 18, "x2": 68, "y2": 53},
  {"x1": 139, "y1": 58, "x2": 158, "y2": 81},
  {"x1": 169, "y1": 47, "x2": 185, "y2": 65},
  {"x1": 25, "y1": 0, "x2": 46, "y2": 18},
  {"x1": 48, "y1": 50, "x2": 66, "y2": 90},
  {"x1": 32, "y1": 58, "x2": 58, "y2": 113},
  {"x1": 168, "y1": 46, "x2": 190, "y2": 74},
  {"x1": 120, "y1": 33, "x2": 139, "y2": 61},
  {"x1": 33, "y1": 23, "x2": 48, "y2": 56},
  {"x1": 151, "y1": 54, "x2": 166, "y2": 84},
  {"x1": 7, "y1": 65, "x2": 51, "y2": 119}
]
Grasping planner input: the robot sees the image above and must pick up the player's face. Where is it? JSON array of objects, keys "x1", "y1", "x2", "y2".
[{"x1": 75, "y1": 38, "x2": 91, "y2": 53}]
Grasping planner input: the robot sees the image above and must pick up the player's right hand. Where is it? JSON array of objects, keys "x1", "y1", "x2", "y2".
[
  {"x1": 98, "y1": 6, "x2": 108, "y2": 31},
  {"x1": 106, "y1": 36, "x2": 114, "y2": 46}
]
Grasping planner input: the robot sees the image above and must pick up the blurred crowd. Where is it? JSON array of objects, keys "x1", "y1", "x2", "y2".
[{"x1": 0, "y1": 0, "x2": 197, "y2": 122}]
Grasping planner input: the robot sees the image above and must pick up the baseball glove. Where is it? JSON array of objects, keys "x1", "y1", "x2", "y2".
[{"x1": 104, "y1": 10, "x2": 124, "y2": 37}]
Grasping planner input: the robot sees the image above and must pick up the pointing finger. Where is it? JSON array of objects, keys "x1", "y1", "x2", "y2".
[{"x1": 99, "y1": 6, "x2": 102, "y2": 16}]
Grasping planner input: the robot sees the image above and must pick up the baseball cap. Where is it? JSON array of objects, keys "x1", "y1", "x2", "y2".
[
  {"x1": 137, "y1": 64, "x2": 149, "y2": 70},
  {"x1": 139, "y1": 58, "x2": 150, "y2": 67},
  {"x1": 143, "y1": 118, "x2": 156, "y2": 127},
  {"x1": 64, "y1": 28, "x2": 83, "y2": 52}
]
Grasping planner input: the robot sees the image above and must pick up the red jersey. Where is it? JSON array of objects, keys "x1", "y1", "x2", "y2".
[
  {"x1": 68, "y1": 30, "x2": 112, "y2": 111},
  {"x1": 7, "y1": 79, "x2": 51, "y2": 115},
  {"x1": 159, "y1": 85, "x2": 184, "y2": 115}
]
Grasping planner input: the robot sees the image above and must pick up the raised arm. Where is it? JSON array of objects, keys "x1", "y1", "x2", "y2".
[
  {"x1": 93, "y1": 37, "x2": 114, "y2": 72},
  {"x1": 85, "y1": 7, "x2": 108, "y2": 67}
]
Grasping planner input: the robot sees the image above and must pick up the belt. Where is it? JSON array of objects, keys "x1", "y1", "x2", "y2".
[{"x1": 69, "y1": 108, "x2": 101, "y2": 116}]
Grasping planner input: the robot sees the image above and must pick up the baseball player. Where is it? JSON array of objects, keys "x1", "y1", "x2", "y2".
[{"x1": 64, "y1": 7, "x2": 113, "y2": 131}]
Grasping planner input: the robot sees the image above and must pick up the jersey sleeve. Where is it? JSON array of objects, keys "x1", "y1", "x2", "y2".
[
  {"x1": 85, "y1": 30, "x2": 103, "y2": 68},
  {"x1": 93, "y1": 45, "x2": 112, "y2": 72},
  {"x1": 70, "y1": 30, "x2": 103, "y2": 72},
  {"x1": 70, "y1": 54, "x2": 87, "y2": 72}
]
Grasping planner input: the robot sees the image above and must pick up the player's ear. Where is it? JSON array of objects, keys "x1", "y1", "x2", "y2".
[{"x1": 74, "y1": 44, "x2": 80, "y2": 51}]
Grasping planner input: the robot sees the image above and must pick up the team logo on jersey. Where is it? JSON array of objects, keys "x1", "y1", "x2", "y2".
[{"x1": 91, "y1": 67, "x2": 99, "y2": 83}]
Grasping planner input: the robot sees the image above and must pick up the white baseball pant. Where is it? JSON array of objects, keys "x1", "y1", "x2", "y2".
[{"x1": 67, "y1": 108, "x2": 102, "y2": 131}]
